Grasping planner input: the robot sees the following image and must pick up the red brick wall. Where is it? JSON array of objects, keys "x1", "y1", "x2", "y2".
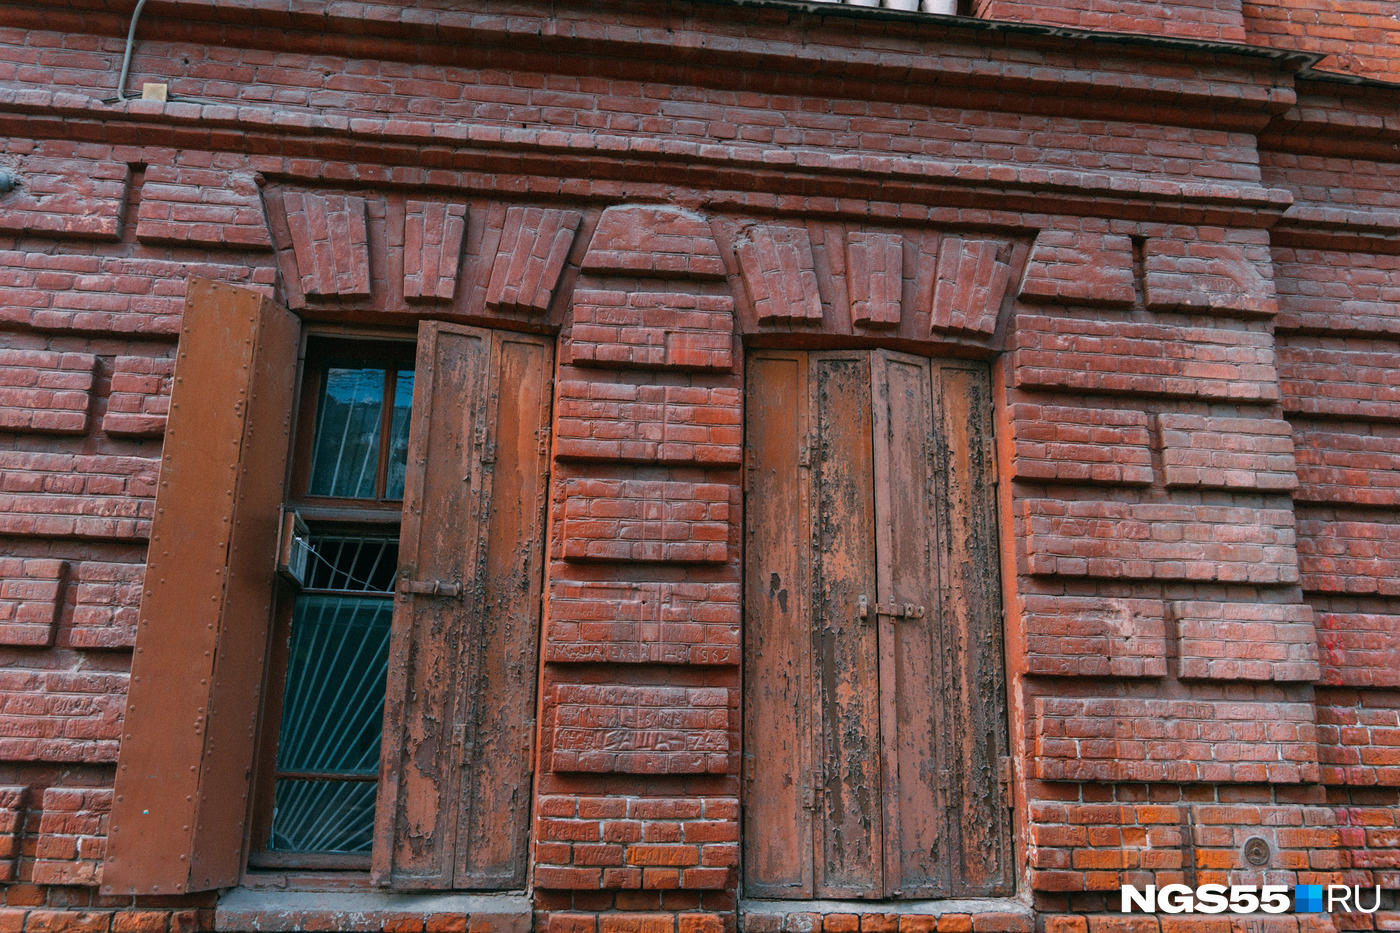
[
  {"x1": 971, "y1": 0, "x2": 1248, "y2": 43},
  {"x1": 1244, "y1": 0, "x2": 1400, "y2": 82},
  {"x1": 0, "y1": 2, "x2": 1395, "y2": 932},
  {"x1": 969, "y1": 0, "x2": 1400, "y2": 84}
]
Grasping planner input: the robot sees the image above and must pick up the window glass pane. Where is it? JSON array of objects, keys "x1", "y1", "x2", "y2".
[
  {"x1": 270, "y1": 594, "x2": 391, "y2": 853},
  {"x1": 385, "y1": 369, "x2": 414, "y2": 500},
  {"x1": 302, "y1": 534, "x2": 399, "y2": 592},
  {"x1": 308, "y1": 367, "x2": 384, "y2": 498},
  {"x1": 269, "y1": 779, "x2": 377, "y2": 855}
]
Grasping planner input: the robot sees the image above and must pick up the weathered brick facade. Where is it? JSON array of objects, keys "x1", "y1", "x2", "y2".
[{"x1": 0, "y1": 1, "x2": 1397, "y2": 932}]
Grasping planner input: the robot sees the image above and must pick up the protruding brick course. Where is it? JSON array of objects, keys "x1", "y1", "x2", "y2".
[
  {"x1": 1009, "y1": 405, "x2": 1154, "y2": 487},
  {"x1": 1156, "y1": 414, "x2": 1298, "y2": 492},
  {"x1": 546, "y1": 580, "x2": 740, "y2": 666},
  {"x1": 135, "y1": 165, "x2": 271, "y2": 250},
  {"x1": 554, "y1": 378, "x2": 741, "y2": 466},
  {"x1": 0, "y1": 787, "x2": 26, "y2": 884},
  {"x1": 0, "y1": 669, "x2": 127, "y2": 763},
  {"x1": 1316, "y1": 696, "x2": 1400, "y2": 786},
  {"x1": 0, "y1": 451, "x2": 157, "y2": 541},
  {"x1": 0, "y1": 558, "x2": 68, "y2": 647},
  {"x1": 1017, "y1": 232, "x2": 1135, "y2": 308},
  {"x1": 102, "y1": 355, "x2": 174, "y2": 439},
  {"x1": 1011, "y1": 315, "x2": 1281, "y2": 401},
  {"x1": 1273, "y1": 247, "x2": 1400, "y2": 338},
  {"x1": 1318, "y1": 612, "x2": 1400, "y2": 689},
  {"x1": 568, "y1": 291, "x2": 734, "y2": 372},
  {"x1": 68, "y1": 561, "x2": 143, "y2": 651},
  {"x1": 1021, "y1": 595, "x2": 1167, "y2": 679},
  {"x1": 1031, "y1": 798, "x2": 1400, "y2": 898},
  {"x1": 1297, "y1": 518, "x2": 1400, "y2": 596},
  {"x1": 0, "y1": 349, "x2": 96, "y2": 435},
  {"x1": 0, "y1": 157, "x2": 129, "y2": 240},
  {"x1": 1142, "y1": 235, "x2": 1278, "y2": 318},
  {"x1": 551, "y1": 685, "x2": 730, "y2": 775},
  {"x1": 1279, "y1": 341, "x2": 1400, "y2": 422},
  {"x1": 0, "y1": 251, "x2": 275, "y2": 336},
  {"x1": 1294, "y1": 428, "x2": 1400, "y2": 506},
  {"x1": 559, "y1": 479, "x2": 732, "y2": 564},
  {"x1": 1032, "y1": 696, "x2": 1320, "y2": 784},
  {"x1": 1170, "y1": 600, "x2": 1320, "y2": 683},
  {"x1": 1022, "y1": 500, "x2": 1300, "y2": 584},
  {"x1": 535, "y1": 796, "x2": 737, "y2": 891},
  {"x1": 32, "y1": 787, "x2": 112, "y2": 887}
]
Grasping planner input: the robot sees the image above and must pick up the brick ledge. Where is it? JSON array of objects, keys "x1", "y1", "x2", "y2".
[
  {"x1": 740, "y1": 898, "x2": 1032, "y2": 932},
  {"x1": 214, "y1": 888, "x2": 532, "y2": 933}
]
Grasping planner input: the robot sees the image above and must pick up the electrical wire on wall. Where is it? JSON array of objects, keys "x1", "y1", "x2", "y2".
[
  {"x1": 103, "y1": 0, "x2": 222, "y2": 105},
  {"x1": 112, "y1": 0, "x2": 148, "y2": 101}
]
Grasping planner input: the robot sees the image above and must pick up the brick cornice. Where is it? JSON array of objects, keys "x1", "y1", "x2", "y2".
[
  {"x1": 0, "y1": 90, "x2": 1295, "y2": 229},
  {"x1": 1, "y1": 0, "x2": 1302, "y2": 130}
]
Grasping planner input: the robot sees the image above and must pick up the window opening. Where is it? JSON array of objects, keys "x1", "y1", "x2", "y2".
[
  {"x1": 254, "y1": 345, "x2": 415, "y2": 868},
  {"x1": 250, "y1": 324, "x2": 553, "y2": 888},
  {"x1": 267, "y1": 533, "x2": 397, "y2": 855}
]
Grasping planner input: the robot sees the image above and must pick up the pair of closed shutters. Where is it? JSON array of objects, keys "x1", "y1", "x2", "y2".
[
  {"x1": 104, "y1": 281, "x2": 550, "y2": 894},
  {"x1": 744, "y1": 350, "x2": 1013, "y2": 900}
]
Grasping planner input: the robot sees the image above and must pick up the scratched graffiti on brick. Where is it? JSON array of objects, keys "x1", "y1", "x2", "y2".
[{"x1": 551, "y1": 685, "x2": 730, "y2": 774}]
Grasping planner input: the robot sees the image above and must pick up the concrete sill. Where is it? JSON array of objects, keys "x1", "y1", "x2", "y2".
[
  {"x1": 215, "y1": 888, "x2": 532, "y2": 933},
  {"x1": 740, "y1": 898, "x2": 1033, "y2": 933}
]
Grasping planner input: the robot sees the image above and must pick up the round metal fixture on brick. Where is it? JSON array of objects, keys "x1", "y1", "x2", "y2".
[{"x1": 1243, "y1": 836, "x2": 1271, "y2": 866}]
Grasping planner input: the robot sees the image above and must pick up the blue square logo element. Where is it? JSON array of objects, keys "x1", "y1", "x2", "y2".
[{"x1": 1295, "y1": 885, "x2": 1325, "y2": 913}]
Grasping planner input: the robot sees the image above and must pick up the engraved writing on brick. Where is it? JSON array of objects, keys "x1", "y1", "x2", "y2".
[{"x1": 551, "y1": 685, "x2": 730, "y2": 775}]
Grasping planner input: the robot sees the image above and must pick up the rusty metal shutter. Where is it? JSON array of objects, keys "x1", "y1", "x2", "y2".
[
  {"x1": 374, "y1": 322, "x2": 551, "y2": 890},
  {"x1": 103, "y1": 279, "x2": 301, "y2": 895},
  {"x1": 742, "y1": 350, "x2": 1012, "y2": 900}
]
